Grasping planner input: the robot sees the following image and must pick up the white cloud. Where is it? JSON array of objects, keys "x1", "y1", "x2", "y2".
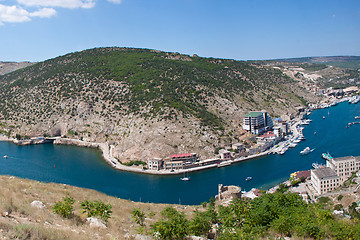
[
  {"x1": 16, "y1": 0, "x2": 96, "y2": 9},
  {"x1": 107, "y1": 0, "x2": 122, "y2": 4},
  {"x1": 30, "y1": 8, "x2": 56, "y2": 18},
  {"x1": 0, "y1": 4, "x2": 56, "y2": 25},
  {"x1": 0, "y1": 4, "x2": 31, "y2": 24}
]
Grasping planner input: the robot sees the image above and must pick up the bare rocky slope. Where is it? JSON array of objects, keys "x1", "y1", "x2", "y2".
[
  {"x1": 0, "y1": 47, "x2": 327, "y2": 162},
  {"x1": 0, "y1": 61, "x2": 33, "y2": 75}
]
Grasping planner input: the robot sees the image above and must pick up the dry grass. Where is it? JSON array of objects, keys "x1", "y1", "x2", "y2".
[{"x1": 0, "y1": 175, "x2": 199, "y2": 239}]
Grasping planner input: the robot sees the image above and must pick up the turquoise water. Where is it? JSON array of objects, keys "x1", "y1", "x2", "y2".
[{"x1": 0, "y1": 102, "x2": 359, "y2": 205}]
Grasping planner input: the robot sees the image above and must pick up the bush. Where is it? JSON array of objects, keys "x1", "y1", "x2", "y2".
[
  {"x1": 80, "y1": 200, "x2": 112, "y2": 223},
  {"x1": 131, "y1": 208, "x2": 146, "y2": 226},
  {"x1": 337, "y1": 195, "x2": 344, "y2": 201},
  {"x1": 53, "y1": 196, "x2": 75, "y2": 219},
  {"x1": 151, "y1": 207, "x2": 189, "y2": 240},
  {"x1": 334, "y1": 204, "x2": 343, "y2": 211},
  {"x1": 318, "y1": 197, "x2": 330, "y2": 204}
]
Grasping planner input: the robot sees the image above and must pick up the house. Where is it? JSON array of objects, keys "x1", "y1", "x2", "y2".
[
  {"x1": 232, "y1": 143, "x2": 245, "y2": 152},
  {"x1": 219, "y1": 149, "x2": 232, "y2": 160},
  {"x1": 242, "y1": 110, "x2": 273, "y2": 135}
]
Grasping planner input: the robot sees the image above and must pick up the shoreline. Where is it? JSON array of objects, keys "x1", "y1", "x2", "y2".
[
  {"x1": 0, "y1": 135, "x2": 270, "y2": 175},
  {"x1": 1, "y1": 95, "x2": 356, "y2": 176},
  {"x1": 0, "y1": 134, "x2": 270, "y2": 175}
]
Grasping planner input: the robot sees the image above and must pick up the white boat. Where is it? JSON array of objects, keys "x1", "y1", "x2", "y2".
[
  {"x1": 298, "y1": 135, "x2": 306, "y2": 141},
  {"x1": 180, "y1": 173, "x2": 190, "y2": 181},
  {"x1": 3, "y1": 155, "x2": 8, "y2": 159},
  {"x1": 217, "y1": 160, "x2": 232, "y2": 168},
  {"x1": 321, "y1": 153, "x2": 333, "y2": 161},
  {"x1": 288, "y1": 143, "x2": 297, "y2": 148},
  {"x1": 245, "y1": 176, "x2": 252, "y2": 181},
  {"x1": 300, "y1": 147, "x2": 314, "y2": 155},
  {"x1": 312, "y1": 163, "x2": 320, "y2": 168}
]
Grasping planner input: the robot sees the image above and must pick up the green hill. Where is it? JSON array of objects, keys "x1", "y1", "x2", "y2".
[{"x1": 0, "y1": 47, "x2": 318, "y2": 161}]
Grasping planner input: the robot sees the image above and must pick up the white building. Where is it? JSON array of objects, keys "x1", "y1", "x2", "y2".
[
  {"x1": 326, "y1": 156, "x2": 360, "y2": 182},
  {"x1": 147, "y1": 158, "x2": 163, "y2": 171},
  {"x1": 311, "y1": 155, "x2": 360, "y2": 195},
  {"x1": 243, "y1": 110, "x2": 273, "y2": 135},
  {"x1": 311, "y1": 167, "x2": 340, "y2": 195}
]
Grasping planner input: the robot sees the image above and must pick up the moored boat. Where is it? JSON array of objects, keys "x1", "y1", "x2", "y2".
[
  {"x1": 322, "y1": 153, "x2": 333, "y2": 161},
  {"x1": 217, "y1": 160, "x2": 232, "y2": 168}
]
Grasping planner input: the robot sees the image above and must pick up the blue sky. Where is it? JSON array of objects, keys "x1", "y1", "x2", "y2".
[{"x1": 0, "y1": 0, "x2": 359, "y2": 62}]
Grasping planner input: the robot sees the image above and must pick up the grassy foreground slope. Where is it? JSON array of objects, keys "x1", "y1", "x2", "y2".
[
  {"x1": 0, "y1": 47, "x2": 316, "y2": 161},
  {"x1": 1, "y1": 175, "x2": 360, "y2": 240}
]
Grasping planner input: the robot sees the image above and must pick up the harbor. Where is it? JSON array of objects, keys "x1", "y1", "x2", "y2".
[{"x1": 0, "y1": 101, "x2": 359, "y2": 204}]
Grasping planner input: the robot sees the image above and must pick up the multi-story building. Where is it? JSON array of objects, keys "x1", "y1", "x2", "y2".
[
  {"x1": 147, "y1": 158, "x2": 163, "y2": 171},
  {"x1": 311, "y1": 155, "x2": 360, "y2": 195},
  {"x1": 164, "y1": 160, "x2": 183, "y2": 171},
  {"x1": 243, "y1": 111, "x2": 273, "y2": 135},
  {"x1": 311, "y1": 167, "x2": 340, "y2": 195},
  {"x1": 326, "y1": 156, "x2": 360, "y2": 182},
  {"x1": 170, "y1": 153, "x2": 198, "y2": 163}
]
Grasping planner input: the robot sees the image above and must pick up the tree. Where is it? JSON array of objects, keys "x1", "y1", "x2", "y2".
[{"x1": 189, "y1": 210, "x2": 212, "y2": 237}]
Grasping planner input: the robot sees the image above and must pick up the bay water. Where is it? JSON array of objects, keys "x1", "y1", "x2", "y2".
[{"x1": 0, "y1": 102, "x2": 359, "y2": 205}]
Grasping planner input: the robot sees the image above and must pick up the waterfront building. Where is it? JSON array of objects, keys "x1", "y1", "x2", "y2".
[
  {"x1": 310, "y1": 155, "x2": 360, "y2": 195},
  {"x1": 242, "y1": 110, "x2": 273, "y2": 135},
  {"x1": 147, "y1": 158, "x2": 163, "y2": 171},
  {"x1": 326, "y1": 156, "x2": 360, "y2": 182},
  {"x1": 219, "y1": 149, "x2": 232, "y2": 160},
  {"x1": 170, "y1": 153, "x2": 198, "y2": 163},
  {"x1": 164, "y1": 160, "x2": 183, "y2": 171},
  {"x1": 311, "y1": 167, "x2": 340, "y2": 195}
]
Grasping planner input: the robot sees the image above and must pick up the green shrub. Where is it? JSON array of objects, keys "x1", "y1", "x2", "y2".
[
  {"x1": 80, "y1": 200, "x2": 112, "y2": 223},
  {"x1": 131, "y1": 208, "x2": 146, "y2": 226},
  {"x1": 52, "y1": 196, "x2": 75, "y2": 219},
  {"x1": 337, "y1": 195, "x2": 344, "y2": 201}
]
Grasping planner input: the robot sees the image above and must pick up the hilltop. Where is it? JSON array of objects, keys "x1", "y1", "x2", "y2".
[{"x1": 0, "y1": 47, "x2": 336, "y2": 161}]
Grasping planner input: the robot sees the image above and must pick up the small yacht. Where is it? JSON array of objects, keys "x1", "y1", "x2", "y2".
[
  {"x1": 245, "y1": 176, "x2": 252, "y2": 181},
  {"x1": 3, "y1": 155, "x2": 8, "y2": 159},
  {"x1": 321, "y1": 153, "x2": 333, "y2": 161},
  {"x1": 180, "y1": 173, "x2": 190, "y2": 181},
  {"x1": 300, "y1": 147, "x2": 314, "y2": 155}
]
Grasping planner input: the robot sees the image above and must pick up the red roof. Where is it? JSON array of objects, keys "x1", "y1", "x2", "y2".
[
  {"x1": 260, "y1": 131, "x2": 276, "y2": 138},
  {"x1": 171, "y1": 153, "x2": 192, "y2": 158},
  {"x1": 295, "y1": 170, "x2": 310, "y2": 179}
]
